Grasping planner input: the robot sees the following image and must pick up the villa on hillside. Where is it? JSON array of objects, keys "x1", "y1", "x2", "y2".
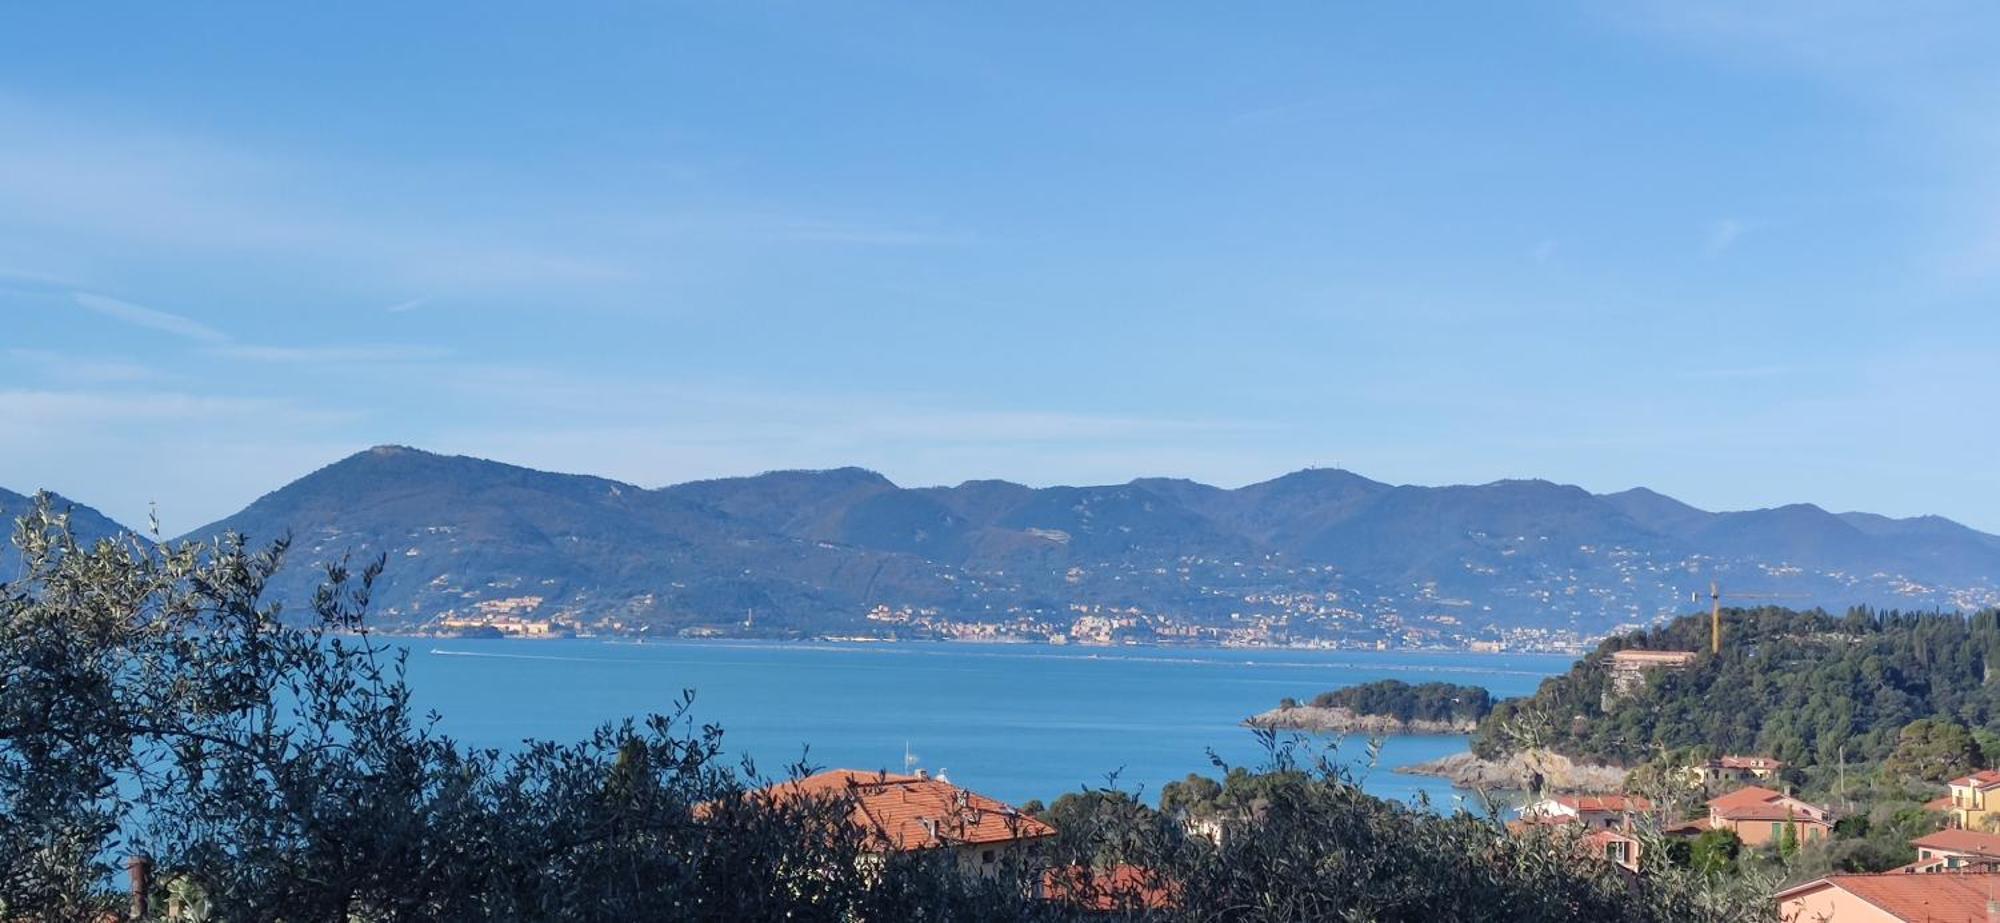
[
  {"x1": 1778, "y1": 871, "x2": 2000, "y2": 922},
  {"x1": 1689, "y1": 755, "x2": 1784, "y2": 789},
  {"x1": 1946, "y1": 769, "x2": 2000, "y2": 830},
  {"x1": 743, "y1": 769, "x2": 1056, "y2": 880},
  {"x1": 1676, "y1": 785, "x2": 1830, "y2": 847}
]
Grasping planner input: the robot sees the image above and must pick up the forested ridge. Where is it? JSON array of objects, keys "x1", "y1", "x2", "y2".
[
  {"x1": 1296, "y1": 680, "x2": 1495, "y2": 725},
  {"x1": 1474, "y1": 606, "x2": 2000, "y2": 769}
]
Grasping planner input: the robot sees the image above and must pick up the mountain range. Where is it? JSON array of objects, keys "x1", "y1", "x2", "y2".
[{"x1": 6, "y1": 446, "x2": 1998, "y2": 646}]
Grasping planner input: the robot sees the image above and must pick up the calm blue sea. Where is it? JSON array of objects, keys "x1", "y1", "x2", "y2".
[{"x1": 399, "y1": 639, "x2": 1575, "y2": 811}]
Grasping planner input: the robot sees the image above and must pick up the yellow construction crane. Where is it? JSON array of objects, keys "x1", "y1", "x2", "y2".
[{"x1": 1699, "y1": 581, "x2": 1811, "y2": 654}]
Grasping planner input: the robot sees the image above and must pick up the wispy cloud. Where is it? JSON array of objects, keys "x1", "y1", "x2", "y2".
[
  {"x1": 1611, "y1": 4, "x2": 2000, "y2": 278},
  {"x1": 384, "y1": 296, "x2": 431, "y2": 314},
  {"x1": 1703, "y1": 218, "x2": 1744, "y2": 256},
  {"x1": 1679, "y1": 364, "x2": 1793, "y2": 381},
  {"x1": 208, "y1": 343, "x2": 454, "y2": 363},
  {"x1": 72, "y1": 292, "x2": 229, "y2": 343},
  {"x1": 0, "y1": 388, "x2": 301, "y2": 425},
  {"x1": 65, "y1": 288, "x2": 450, "y2": 365},
  {"x1": 0, "y1": 95, "x2": 638, "y2": 296},
  {"x1": 6, "y1": 349, "x2": 156, "y2": 384}
]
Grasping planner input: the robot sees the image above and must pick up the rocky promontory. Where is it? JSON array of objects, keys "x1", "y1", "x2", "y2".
[
  {"x1": 1243, "y1": 704, "x2": 1477, "y2": 736},
  {"x1": 1396, "y1": 750, "x2": 1628, "y2": 793}
]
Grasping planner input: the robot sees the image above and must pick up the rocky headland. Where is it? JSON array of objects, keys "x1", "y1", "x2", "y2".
[
  {"x1": 1243, "y1": 704, "x2": 1478, "y2": 736},
  {"x1": 1397, "y1": 750, "x2": 1628, "y2": 793}
]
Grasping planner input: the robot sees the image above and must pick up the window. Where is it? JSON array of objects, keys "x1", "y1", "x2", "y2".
[
  {"x1": 1771, "y1": 823, "x2": 1782, "y2": 840},
  {"x1": 981, "y1": 849, "x2": 996, "y2": 864}
]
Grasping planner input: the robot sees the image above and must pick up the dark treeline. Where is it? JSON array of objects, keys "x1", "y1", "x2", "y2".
[
  {"x1": 1475, "y1": 606, "x2": 2000, "y2": 768},
  {"x1": 1, "y1": 497, "x2": 1771, "y2": 922},
  {"x1": 1299, "y1": 679, "x2": 1494, "y2": 724}
]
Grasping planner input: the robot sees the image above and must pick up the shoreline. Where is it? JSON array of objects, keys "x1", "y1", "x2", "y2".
[{"x1": 377, "y1": 630, "x2": 1590, "y2": 657}]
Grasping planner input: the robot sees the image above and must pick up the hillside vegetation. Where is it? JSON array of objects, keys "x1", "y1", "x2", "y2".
[
  {"x1": 1303, "y1": 680, "x2": 1495, "y2": 725},
  {"x1": 1473, "y1": 607, "x2": 2000, "y2": 769}
]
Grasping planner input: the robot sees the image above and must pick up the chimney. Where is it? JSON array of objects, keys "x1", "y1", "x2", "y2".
[
  {"x1": 916, "y1": 768, "x2": 929, "y2": 780},
  {"x1": 126, "y1": 855, "x2": 152, "y2": 921}
]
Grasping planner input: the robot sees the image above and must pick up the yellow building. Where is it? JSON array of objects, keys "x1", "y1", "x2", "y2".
[{"x1": 1946, "y1": 769, "x2": 2000, "y2": 830}]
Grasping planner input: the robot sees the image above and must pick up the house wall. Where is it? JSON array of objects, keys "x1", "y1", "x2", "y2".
[
  {"x1": 1779, "y1": 888, "x2": 1906, "y2": 923},
  {"x1": 1730, "y1": 818, "x2": 1831, "y2": 848},
  {"x1": 950, "y1": 839, "x2": 1048, "y2": 881}
]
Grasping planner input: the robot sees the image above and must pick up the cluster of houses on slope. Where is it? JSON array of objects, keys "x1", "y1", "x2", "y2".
[
  {"x1": 1509, "y1": 754, "x2": 1832, "y2": 874},
  {"x1": 1508, "y1": 758, "x2": 2000, "y2": 922},
  {"x1": 1762, "y1": 794, "x2": 2000, "y2": 923}
]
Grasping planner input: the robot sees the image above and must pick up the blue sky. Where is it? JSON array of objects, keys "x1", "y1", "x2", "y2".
[{"x1": 3, "y1": 2, "x2": 1999, "y2": 534}]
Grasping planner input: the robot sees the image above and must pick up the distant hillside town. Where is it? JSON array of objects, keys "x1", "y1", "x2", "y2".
[{"x1": 7, "y1": 445, "x2": 1999, "y2": 652}]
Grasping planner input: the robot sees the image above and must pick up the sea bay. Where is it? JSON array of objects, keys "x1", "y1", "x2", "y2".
[{"x1": 401, "y1": 639, "x2": 1574, "y2": 809}]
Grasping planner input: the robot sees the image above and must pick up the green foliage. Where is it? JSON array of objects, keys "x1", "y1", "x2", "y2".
[
  {"x1": 1307, "y1": 679, "x2": 1495, "y2": 724},
  {"x1": 1690, "y1": 829, "x2": 1742, "y2": 876},
  {"x1": 1157, "y1": 773, "x2": 1222, "y2": 818},
  {"x1": 1475, "y1": 606, "x2": 2000, "y2": 767},
  {"x1": 1881, "y1": 717, "x2": 1985, "y2": 783}
]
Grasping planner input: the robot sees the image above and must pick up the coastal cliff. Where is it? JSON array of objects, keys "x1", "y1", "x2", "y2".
[{"x1": 1398, "y1": 750, "x2": 1628, "y2": 793}]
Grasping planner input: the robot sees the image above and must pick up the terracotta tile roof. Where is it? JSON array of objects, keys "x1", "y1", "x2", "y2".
[
  {"x1": 1663, "y1": 818, "x2": 1715, "y2": 836},
  {"x1": 1913, "y1": 829, "x2": 2000, "y2": 858},
  {"x1": 1707, "y1": 785, "x2": 1785, "y2": 811},
  {"x1": 1949, "y1": 769, "x2": 2000, "y2": 790},
  {"x1": 764, "y1": 769, "x2": 1055, "y2": 852},
  {"x1": 1719, "y1": 803, "x2": 1830, "y2": 822},
  {"x1": 1927, "y1": 795, "x2": 1955, "y2": 812},
  {"x1": 1552, "y1": 794, "x2": 1654, "y2": 813},
  {"x1": 1707, "y1": 785, "x2": 1829, "y2": 822},
  {"x1": 1780, "y1": 872, "x2": 2000, "y2": 922},
  {"x1": 1043, "y1": 865, "x2": 1180, "y2": 912},
  {"x1": 1897, "y1": 855, "x2": 1953, "y2": 874}
]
